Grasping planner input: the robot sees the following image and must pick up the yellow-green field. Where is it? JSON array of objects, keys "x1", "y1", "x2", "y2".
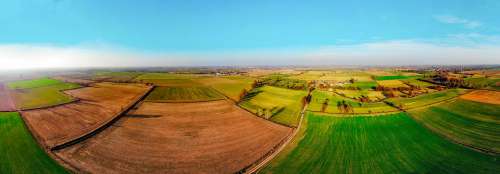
[
  {"x1": 8, "y1": 78, "x2": 81, "y2": 110},
  {"x1": 402, "y1": 78, "x2": 434, "y2": 87},
  {"x1": 239, "y1": 86, "x2": 307, "y2": 127},
  {"x1": 195, "y1": 76, "x2": 254, "y2": 101},
  {"x1": 376, "y1": 80, "x2": 409, "y2": 88}
]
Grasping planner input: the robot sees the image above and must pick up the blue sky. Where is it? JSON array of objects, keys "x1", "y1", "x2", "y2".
[{"x1": 1, "y1": 0, "x2": 499, "y2": 68}]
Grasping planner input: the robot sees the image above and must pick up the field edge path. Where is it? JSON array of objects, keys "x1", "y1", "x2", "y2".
[{"x1": 243, "y1": 104, "x2": 308, "y2": 174}]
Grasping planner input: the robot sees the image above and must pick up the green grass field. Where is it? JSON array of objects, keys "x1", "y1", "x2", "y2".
[
  {"x1": 344, "y1": 81, "x2": 377, "y2": 90},
  {"x1": 7, "y1": 77, "x2": 64, "y2": 89},
  {"x1": 261, "y1": 112, "x2": 499, "y2": 174},
  {"x1": 409, "y1": 99, "x2": 500, "y2": 153},
  {"x1": 309, "y1": 90, "x2": 397, "y2": 114},
  {"x1": 9, "y1": 79, "x2": 81, "y2": 110},
  {"x1": 0, "y1": 112, "x2": 68, "y2": 173},
  {"x1": 385, "y1": 88, "x2": 466, "y2": 110},
  {"x1": 239, "y1": 86, "x2": 307, "y2": 127},
  {"x1": 145, "y1": 86, "x2": 225, "y2": 102}
]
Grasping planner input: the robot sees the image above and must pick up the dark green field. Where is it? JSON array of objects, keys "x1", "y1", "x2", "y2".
[
  {"x1": 0, "y1": 112, "x2": 67, "y2": 173},
  {"x1": 344, "y1": 81, "x2": 377, "y2": 90},
  {"x1": 409, "y1": 99, "x2": 500, "y2": 153},
  {"x1": 262, "y1": 112, "x2": 499, "y2": 174},
  {"x1": 7, "y1": 77, "x2": 63, "y2": 89},
  {"x1": 145, "y1": 86, "x2": 225, "y2": 102}
]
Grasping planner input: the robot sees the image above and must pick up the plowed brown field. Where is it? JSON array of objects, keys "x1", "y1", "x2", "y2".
[
  {"x1": 56, "y1": 100, "x2": 292, "y2": 174},
  {"x1": 460, "y1": 90, "x2": 500, "y2": 105},
  {"x1": 21, "y1": 83, "x2": 149, "y2": 148},
  {"x1": 0, "y1": 83, "x2": 15, "y2": 111}
]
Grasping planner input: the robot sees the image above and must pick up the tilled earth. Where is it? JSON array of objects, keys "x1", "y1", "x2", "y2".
[{"x1": 56, "y1": 100, "x2": 292, "y2": 174}]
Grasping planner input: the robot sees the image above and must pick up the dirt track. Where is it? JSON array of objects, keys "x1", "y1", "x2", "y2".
[
  {"x1": 56, "y1": 100, "x2": 292, "y2": 174},
  {"x1": 0, "y1": 83, "x2": 16, "y2": 111},
  {"x1": 21, "y1": 83, "x2": 149, "y2": 148}
]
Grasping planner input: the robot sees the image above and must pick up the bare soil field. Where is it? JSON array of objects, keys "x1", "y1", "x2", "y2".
[
  {"x1": 56, "y1": 100, "x2": 292, "y2": 174},
  {"x1": 21, "y1": 83, "x2": 149, "y2": 148},
  {"x1": 460, "y1": 90, "x2": 500, "y2": 105},
  {"x1": 0, "y1": 83, "x2": 15, "y2": 111}
]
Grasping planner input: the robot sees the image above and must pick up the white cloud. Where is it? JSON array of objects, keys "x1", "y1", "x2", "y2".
[
  {"x1": 434, "y1": 15, "x2": 482, "y2": 29},
  {"x1": 1, "y1": 39, "x2": 500, "y2": 71},
  {"x1": 302, "y1": 40, "x2": 500, "y2": 65}
]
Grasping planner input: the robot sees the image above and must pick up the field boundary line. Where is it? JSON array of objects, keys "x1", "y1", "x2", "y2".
[
  {"x1": 242, "y1": 104, "x2": 308, "y2": 174},
  {"x1": 18, "y1": 112, "x2": 81, "y2": 172},
  {"x1": 50, "y1": 85, "x2": 154, "y2": 151}
]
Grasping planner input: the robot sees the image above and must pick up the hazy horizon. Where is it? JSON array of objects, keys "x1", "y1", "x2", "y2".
[{"x1": 2, "y1": 0, "x2": 500, "y2": 69}]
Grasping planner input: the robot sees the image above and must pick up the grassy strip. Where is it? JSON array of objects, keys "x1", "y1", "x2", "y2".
[
  {"x1": 261, "y1": 112, "x2": 499, "y2": 174},
  {"x1": 0, "y1": 112, "x2": 68, "y2": 173},
  {"x1": 10, "y1": 82, "x2": 81, "y2": 110}
]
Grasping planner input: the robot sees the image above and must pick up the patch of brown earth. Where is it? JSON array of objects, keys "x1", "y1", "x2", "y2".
[
  {"x1": 21, "y1": 83, "x2": 149, "y2": 148},
  {"x1": 56, "y1": 100, "x2": 292, "y2": 174},
  {"x1": 0, "y1": 83, "x2": 16, "y2": 111},
  {"x1": 460, "y1": 90, "x2": 500, "y2": 105}
]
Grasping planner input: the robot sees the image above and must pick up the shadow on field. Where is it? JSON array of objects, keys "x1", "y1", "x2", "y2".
[{"x1": 240, "y1": 90, "x2": 263, "y2": 102}]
